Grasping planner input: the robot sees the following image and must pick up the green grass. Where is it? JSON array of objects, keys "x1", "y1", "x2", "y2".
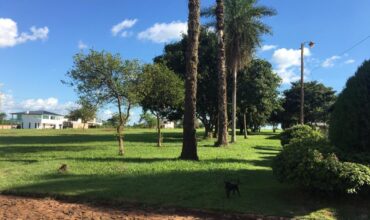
[{"x1": 0, "y1": 128, "x2": 368, "y2": 219}]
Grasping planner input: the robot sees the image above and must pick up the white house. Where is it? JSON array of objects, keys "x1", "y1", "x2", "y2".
[
  {"x1": 162, "y1": 120, "x2": 175, "y2": 129},
  {"x1": 11, "y1": 110, "x2": 66, "y2": 129},
  {"x1": 63, "y1": 118, "x2": 103, "y2": 129}
]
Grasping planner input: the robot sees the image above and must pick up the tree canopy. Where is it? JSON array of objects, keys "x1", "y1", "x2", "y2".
[
  {"x1": 0, "y1": 112, "x2": 6, "y2": 124},
  {"x1": 329, "y1": 60, "x2": 370, "y2": 154},
  {"x1": 67, "y1": 98, "x2": 97, "y2": 129},
  {"x1": 65, "y1": 49, "x2": 141, "y2": 155},
  {"x1": 237, "y1": 59, "x2": 281, "y2": 132},
  {"x1": 138, "y1": 63, "x2": 184, "y2": 146},
  {"x1": 281, "y1": 81, "x2": 336, "y2": 129}
]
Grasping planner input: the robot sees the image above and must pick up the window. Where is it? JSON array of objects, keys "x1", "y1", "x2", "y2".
[{"x1": 42, "y1": 115, "x2": 49, "y2": 119}]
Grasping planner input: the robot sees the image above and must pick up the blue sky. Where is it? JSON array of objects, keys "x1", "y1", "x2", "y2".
[{"x1": 1, "y1": 0, "x2": 370, "y2": 123}]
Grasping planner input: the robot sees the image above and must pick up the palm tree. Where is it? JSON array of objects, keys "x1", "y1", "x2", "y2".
[
  {"x1": 204, "y1": 0, "x2": 275, "y2": 143},
  {"x1": 215, "y1": 0, "x2": 228, "y2": 147},
  {"x1": 180, "y1": 0, "x2": 200, "y2": 160},
  {"x1": 227, "y1": 0, "x2": 275, "y2": 142}
]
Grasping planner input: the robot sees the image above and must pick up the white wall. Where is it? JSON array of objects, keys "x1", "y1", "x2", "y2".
[{"x1": 20, "y1": 115, "x2": 66, "y2": 129}]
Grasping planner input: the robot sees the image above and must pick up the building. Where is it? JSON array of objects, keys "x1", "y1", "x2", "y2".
[
  {"x1": 63, "y1": 118, "x2": 103, "y2": 129},
  {"x1": 11, "y1": 110, "x2": 66, "y2": 129},
  {"x1": 162, "y1": 120, "x2": 175, "y2": 129}
]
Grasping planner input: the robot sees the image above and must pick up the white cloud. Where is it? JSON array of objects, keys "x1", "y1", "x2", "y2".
[
  {"x1": 344, "y1": 59, "x2": 355, "y2": 64},
  {"x1": 322, "y1": 55, "x2": 341, "y2": 68},
  {"x1": 19, "y1": 98, "x2": 77, "y2": 115},
  {"x1": 78, "y1": 40, "x2": 88, "y2": 50},
  {"x1": 111, "y1": 19, "x2": 138, "y2": 36},
  {"x1": 0, "y1": 18, "x2": 49, "y2": 48},
  {"x1": 261, "y1": 44, "x2": 277, "y2": 52},
  {"x1": 138, "y1": 21, "x2": 187, "y2": 43},
  {"x1": 0, "y1": 90, "x2": 76, "y2": 116},
  {"x1": 272, "y1": 47, "x2": 311, "y2": 84}
]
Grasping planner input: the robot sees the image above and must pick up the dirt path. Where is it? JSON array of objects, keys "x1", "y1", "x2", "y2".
[
  {"x1": 0, "y1": 195, "x2": 287, "y2": 220},
  {"x1": 0, "y1": 195, "x2": 204, "y2": 220}
]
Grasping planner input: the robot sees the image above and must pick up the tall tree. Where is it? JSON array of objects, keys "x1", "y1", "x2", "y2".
[
  {"x1": 138, "y1": 63, "x2": 184, "y2": 147},
  {"x1": 154, "y1": 28, "x2": 219, "y2": 139},
  {"x1": 329, "y1": 60, "x2": 370, "y2": 155},
  {"x1": 181, "y1": 0, "x2": 200, "y2": 160},
  {"x1": 281, "y1": 81, "x2": 336, "y2": 129},
  {"x1": 215, "y1": 0, "x2": 228, "y2": 146},
  {"x1": 237, "y1": 59, "x2": 281, "y2": 135},
  {"x1": 64, "y1": 50, "x2": 141, "y2": 155},
  {"x1": 203, "y1": 0, "x2": 276, "y2": 142}
]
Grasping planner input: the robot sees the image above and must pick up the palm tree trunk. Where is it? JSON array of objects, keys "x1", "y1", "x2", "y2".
[
  {"x1": 156, "y1": 114, "x2": 162, "y2": 147},
  {"x1": 231, "y1": 65, "x2": 237, "y2": 143},
  {"x1": 180, "y1": 0, "x2": 200, "y2": 160},
  {"x1": 215, "y1": 0, "x2": 228, "y2": 147}
]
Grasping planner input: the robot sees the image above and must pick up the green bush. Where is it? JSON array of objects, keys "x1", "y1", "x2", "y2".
[
  {"x1": 273, "y1": 138, "x2": 370, "y2": 194},
  {"x1": 329, "y1": 60, "x2": 370, "y2": 154},
  {"x1": 280, "y1": 125, "x2": 323, "y2": 146}
]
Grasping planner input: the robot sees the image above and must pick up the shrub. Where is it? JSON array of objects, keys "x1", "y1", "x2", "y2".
[
  {"x1": 329, "y1": 60, "x2": 370, "y2": 154},
  {"x1": 273, "y1": 138, "x2": 370, "y2": 194},
  {"x1": 280, "y1": 125, "x2": 323, "y2": 146}
]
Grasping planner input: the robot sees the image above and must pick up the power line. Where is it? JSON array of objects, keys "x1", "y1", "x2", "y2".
[
  {"x1": 338, "y1": 35, "x2": 370, "y2": 56},
  {"x1": 309, "y1": 34, "x2": 370, "y2": 74}
]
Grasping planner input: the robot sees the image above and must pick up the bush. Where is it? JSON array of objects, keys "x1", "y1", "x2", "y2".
[
  {"x1": 329, "y1": 60, "x2": 370, "y2": 154},
  {"x1": 280, "y1": 125, "x2": 323, "y2": 146},
  {"x1": 273, "y1": 138, "x2": 370, "y2": 194}
]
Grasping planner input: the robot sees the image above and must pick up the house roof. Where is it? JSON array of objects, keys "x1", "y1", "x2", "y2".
[{"x1": 11, "y1": 110, "x2": 64, "y2": 116}]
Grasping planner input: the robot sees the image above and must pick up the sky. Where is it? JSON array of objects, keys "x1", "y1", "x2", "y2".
[{"x1": 1, "y1": 0, "x2": 370, "y2": 123}]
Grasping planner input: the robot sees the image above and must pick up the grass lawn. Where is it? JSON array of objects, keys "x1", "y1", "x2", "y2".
[{"x1": 0, "y1": 128, "x2": 368, "y2": 219}]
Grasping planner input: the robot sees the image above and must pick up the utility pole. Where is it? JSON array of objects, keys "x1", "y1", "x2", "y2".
[
  {"x1": 300, "y1": 43, "x2": 304, "y2": 125},
  {"x1": 300, "y1": 41, "x2": 315, "y2": 125}
]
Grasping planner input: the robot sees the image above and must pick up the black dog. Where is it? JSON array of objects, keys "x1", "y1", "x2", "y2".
[{"x1": 224, "y1": 179, "x2": 240, "y2": 198}]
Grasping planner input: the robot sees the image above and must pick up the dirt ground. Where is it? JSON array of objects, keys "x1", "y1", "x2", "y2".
[{"x1": 0, "y1": 195, "x2": 288, "y2": 220}]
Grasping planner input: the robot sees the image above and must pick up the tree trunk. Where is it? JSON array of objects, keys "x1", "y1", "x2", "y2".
[
  {"x1": 204, "y1": 123, "x2": 213, "y2": 139},
  {"x1": 180, "y1": 0, "x2": 200, "y2": 160},
  {"x1": 117, "y1": 97, "x2": 125, "y2": 156},
  {"x1": 82, "y1": 121, "x2": 86, "y2": 130},
  {"x1": 243, "y1": 112, "x2": 248, "y2": 139},
  {"x1": 215, "y1": 0, "x2": 228, "y2": 147},
  {"x1": 213, "y1": 117, "x2": 218, "y2": 138},
  {"x1": 156, "y1": 114, "x2": 162, "y2": 147},
  {"x1": 231, "y1": 65, "x2": 237, "y2": 143}
]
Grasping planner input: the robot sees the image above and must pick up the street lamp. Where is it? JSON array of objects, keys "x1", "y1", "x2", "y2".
[{"x1": 300, "y1": 41, "x2": 314, "y2": 125}]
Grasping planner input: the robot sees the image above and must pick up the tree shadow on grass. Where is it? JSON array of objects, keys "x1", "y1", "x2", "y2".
[
  {"x1": 0, "y1": 132, "x2": 188, "y2": 146},
  {"x1": 266, "y1": 134, "x2": 281, "y2": 140},
  {"x1": 0, "y1": 145, "x2": 94, "y2": 155},
  {"x1": 0, "y1": 159, "x2": 38, "y2": 164},
  {"x1": 3, "y1": 168, "x2": 369, "y2": 219},
  {"x1": 253, "y1": 146, "x2": 281, "y2": 152},
  {"x1": 53, "y1": 157, "x2": 274, "y2": 169}
]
